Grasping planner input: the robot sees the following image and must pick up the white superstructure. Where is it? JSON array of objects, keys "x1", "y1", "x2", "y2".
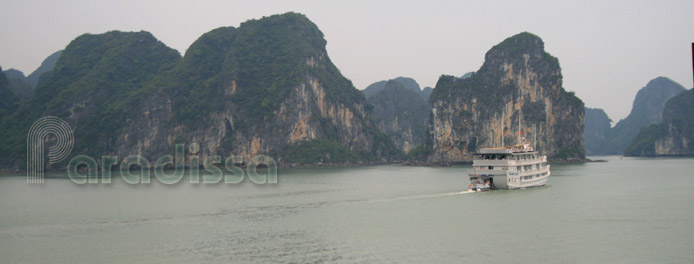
[{"x1": 468, "y1": 143, "x2": 550, "y2": 190}]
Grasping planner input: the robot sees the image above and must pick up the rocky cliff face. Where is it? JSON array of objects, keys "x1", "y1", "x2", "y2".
[
  {"x1": 0, "y1": 30, "x2": 182, "y2": 168},
  {"x1": 366, "y1": 79, "x2": 430, "y2": 153},
  {"x1": 625, "y1": 89, "x2": 694, "y2": 156},
  {"x1": 655, "y1": 89, "x2": 694, "y2": 155},
  {"x1": 604, "y1": 77, "x2": 685, "y2": 154},
  {"x1": 0, "y1": 13, "x2": 399, "y2": 169},
  {"x1": 107, "y1": 13, "x2": 397, "y2": 165},
  {"x1": 584, "y1": 107, "x2": 612, "y2": 155},
  {"x1": 428, "y1": 32, "x2": 585, "y2": 161}
]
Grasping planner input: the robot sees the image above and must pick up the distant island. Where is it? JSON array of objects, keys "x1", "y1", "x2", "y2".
[
  {"x1": 1, "y1": 12, "x2": 595, "y2": 171},
  {"x1": 584, "y1": 77, "x2": 694, "y2": 156},
  {"x1": 625, "y1": 88, "x2": 694, "y2": 156}
]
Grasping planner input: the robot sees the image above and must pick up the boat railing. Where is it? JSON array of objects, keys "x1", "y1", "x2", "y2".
[
  {"x1": 472, "y1": 159, "x2": 517, "y2": 166},
  {"x1": 513, "y1": 157, "x2": 547, "y2": 165},
  {"x1": 474, "y1": 157, "x2": 546, "y2": 166},
  {"x1": 510, "y1": 166, "x2": 550, "y2": 177}
]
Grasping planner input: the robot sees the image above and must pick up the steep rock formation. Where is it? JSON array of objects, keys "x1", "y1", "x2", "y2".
[
  {"x1": 0, "y1": 31, "x2": 181, "y2": 168},
  {"x1": 0, "y1": 67, "x2": 18, "y2": 124},
  {"x1": 115, "y1": 13, "x2": 398, "y2": 165},
  {"x1": 363, "y1": 77, "x2": 425, "y2": 100},
  {"x1": 584, "y1": 107, "x2": 612, "y2": 155},
  {"x1": 0, "y1": 13, "x2": 400, "y2": 169},
  {"x1": 3, "y1": 68, "x2": 25, "y2": 80},
  {"x1": 2, "y1": 68, "x2": 32, "y2": 99},
  {"x1": 605, "y1": 77, "x2": 685, "y2": 154},
  {"x1": 428, "y1": 32, "x2": 584, "y2": 162},
  {"x1": 420, "y1": 87, "x2": 433, "y2": 102},
  {"x1": 625, "y1": 89, "x2": 694, "y2": 156},
  {"x1": 27, "y1": 50, "x2": 62, "y2": 88},
  {"x1": 0, "y1": 13, "x2": 403, "y2": 170},
  {"x1": 2, "y1": 51, "x2": 62, "y2": 99},
  {"x1": 366, "y1": 79, "x2": 430, "y2": 153}
]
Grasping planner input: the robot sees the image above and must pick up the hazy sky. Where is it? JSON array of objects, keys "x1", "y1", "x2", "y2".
[{"x1": 1, "y1": 0, "x2": 692, "y2": 122}]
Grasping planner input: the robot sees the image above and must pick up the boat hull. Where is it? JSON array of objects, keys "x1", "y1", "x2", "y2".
[
  {"x1": 507, "y1": 170, "x2": 550, "y2": 189},
  {"x1": 469, "y1": 161, "x2": 550, "y2": 190},
  {"x1": 468, "y1": 146, "x2": 550, "y2": 190}
]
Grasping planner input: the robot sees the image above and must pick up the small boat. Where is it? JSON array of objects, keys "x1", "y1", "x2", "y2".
[{"x1": 468, "y1": 180, "x2": 490, "y2": 192}]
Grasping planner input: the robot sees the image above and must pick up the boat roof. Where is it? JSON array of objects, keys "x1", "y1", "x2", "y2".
[
  {"x1": 476, "y1": 144, "x2": 535, "y2": 154},
  {"x1": 482, "y1": 144, "x2": 524, "y2": 150}
]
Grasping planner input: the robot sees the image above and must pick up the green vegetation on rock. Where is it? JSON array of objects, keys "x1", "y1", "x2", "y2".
[
  {"x1": 0, "y1": 67, "x2": 19, "y2": 123},
  {"x1": 625, "y1": 89, "x2": 694, "y2": 156},
  {"x1": 282, "y1": 139, "x2": 361, "y2": 163},
  {"x1": 0, "y1": 31, "x2": 181, "y2": 166},
  {"x1": 0, "y1": 12, "x2": 402, "y2": 169},
  {"x1": 604, "y1": 77, "x2": 685, "y2": 154},
  {"x1": 366, "y1": 79, "x2": 430, "y2": 153},
  {"x1": 624, "y1": 124, "x2": 660, "y2": 156},
  {"x1": 583, "y1": 107, "x2": 612, "y2": 155},
  {"x1": 363, "y1": 77, "x2": 428, "y2": 100},
  {"x1": 428, "y1": 32, "x2": 585, "y2": 161},
  {"x1": 2, "y1": 51, "x2": 63, "y2": 100}
]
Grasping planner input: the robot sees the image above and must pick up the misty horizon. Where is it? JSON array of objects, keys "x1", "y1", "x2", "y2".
[{"x1": 1, "y1": 0, "x2": 693, "y2": 122}]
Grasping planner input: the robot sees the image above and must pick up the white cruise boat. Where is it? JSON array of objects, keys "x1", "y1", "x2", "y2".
[{"x1": 468, "y1": 143, "x2": 550, "y2": 190}]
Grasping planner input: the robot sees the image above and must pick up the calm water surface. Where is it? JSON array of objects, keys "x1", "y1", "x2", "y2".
[{"x1": 1, "y1": 156, "x2": 693, "y2": 263}]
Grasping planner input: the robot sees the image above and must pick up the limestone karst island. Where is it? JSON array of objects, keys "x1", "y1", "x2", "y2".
[{"x1": 1, "y1": 5, "x2": 694, "y2": 263}]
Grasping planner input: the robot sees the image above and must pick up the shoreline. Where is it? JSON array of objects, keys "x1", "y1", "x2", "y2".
[{"x1": 0, "y1": 158, "x2": 602, "y2": 175}]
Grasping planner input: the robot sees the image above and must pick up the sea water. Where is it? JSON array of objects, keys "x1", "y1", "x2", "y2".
[{"x1": 1, "y1": 156, "x2": 693, "y2": 263}]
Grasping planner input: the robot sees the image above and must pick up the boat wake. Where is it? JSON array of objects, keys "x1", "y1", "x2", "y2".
[{"x1": 369, "y1": 190, "x2": 474, "y2": 203}]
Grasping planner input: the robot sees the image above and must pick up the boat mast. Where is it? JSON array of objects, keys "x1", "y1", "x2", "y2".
[{"x1": 517, "y1": 109, "x2": 522, "y2": 145}]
